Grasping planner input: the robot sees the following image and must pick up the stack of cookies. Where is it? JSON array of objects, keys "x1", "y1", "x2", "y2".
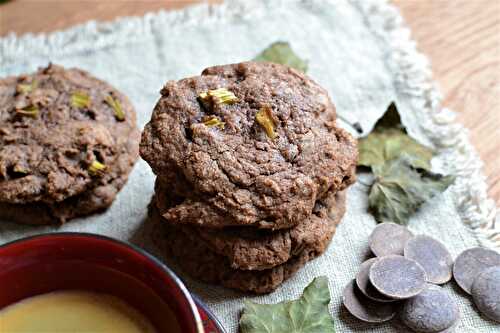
[{"x1": 141, "y1": 62, "x2": 358, "y2": 293}]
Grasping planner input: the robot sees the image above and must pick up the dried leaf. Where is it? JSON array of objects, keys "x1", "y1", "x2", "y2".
[
  {"x1": 71, "y1": 91, "x2": 91, "y2": 109},
  {"x1": 359, "y1": 103, "x2": 454, "y2": 224},
  {"x1": 15, "y1": 105, "x2": 39, "y2": 117},
  {"x1": 240, "y1": 277, "x2": 335, "y2": 333},
  {"x1": 105, "y1": 95, "x2": 125, "y2": 121},
  {"x1": 202, "y1": 115, "x2": 225, "y2": 129},
  {"x1": 368, "y1": 156, "x2": 454, "y2": 224},
  {"x1": 88, "y1": 161, "x2": 106, "y2": 176},
  {"x1": 254, "y1": 41, "x2": 308, "y2": 73},
  {"x1": 255, "y1": 106, "x2": 277, "y2": 139},
  {"x1": 359, "y1": 129, "x2": 434, "y2": 171},
  {"x1": 372, "y1": 102, "x2": 404, "y2": 131},
  {"x1": 358, "y1": 103, "x2": 433, "y2": 170}
]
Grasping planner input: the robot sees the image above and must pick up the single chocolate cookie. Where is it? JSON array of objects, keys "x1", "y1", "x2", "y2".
[
  {"x1": 155, "y1": 179, "x2": 346, "y2": 271},
  {"x1": 0, "y1": 64, "x2": 140, "y2": 224},
  {"x1": 150, "y1": 190, "x2": 346, "y2": 294},
  {"x1": 141, "y1": 61, "x2": 357, "y2": 230},
  {"x1": 158, "y1": 173, "x2": 350, "y2": 231}
]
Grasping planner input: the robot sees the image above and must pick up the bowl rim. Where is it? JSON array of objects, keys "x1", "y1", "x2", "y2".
[
  {"x1": 0, "y1": 232, "x2": 205, "y2": 333},
  {"x1": 192, "y1": 293, "x2": 227, "y2": 333}
]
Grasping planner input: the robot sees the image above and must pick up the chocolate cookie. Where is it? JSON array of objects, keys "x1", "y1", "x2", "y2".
[
  {"x1": 155, "y1": 179, "x2": 346, "y2": 271},
  {"x1": 151, "y1": 190, "x2": 346, "y2": 294},
  {"x1": 140, "y1": 61, "x2": 357, "y2": 230},
  {"x1": 0, "y1": 64, "x2": 140, "y2": 224}
]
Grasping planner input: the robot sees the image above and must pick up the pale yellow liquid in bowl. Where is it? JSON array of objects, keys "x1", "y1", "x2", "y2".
[{"x1": 0, "y1": 291, "x2": 158, "y2": 333}]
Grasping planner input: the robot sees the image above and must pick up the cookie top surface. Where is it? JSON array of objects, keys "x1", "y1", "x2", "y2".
[
  {"x1": 155, "y1": 179, "x2": 346, "y2": 271},
  {"x1": 0, "y1": 64, "x2": 139, "y2": 205},
  {"x1": 141, "y1": 61, "x2": 357, "y2": 229}
]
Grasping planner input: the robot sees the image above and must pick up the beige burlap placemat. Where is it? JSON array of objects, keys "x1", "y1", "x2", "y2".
[{"x1": 1, "y1": 0, "x2": 498, "y2": 331}]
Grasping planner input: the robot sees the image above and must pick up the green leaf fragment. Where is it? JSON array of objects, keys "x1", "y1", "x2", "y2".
[
  {"x1": 254, "y1": 41, "x2": 308, "y2": 73},
  {"x1": 16, "y1": 105, "x2": 39, "y2": 117},
  {"x1": 71, "y1": 91, "x2": 91, "y2": 109},
  {"x1": 13, "y1": 165, "x2": 28, "y2": 174},
  {"x1": 88, "y1": 161, "x2": 106, "y2": 176},
  {"x1": 239, "y1": 276, "x2": 335, "y2": 333},
  {"x1": 368, "y1": 156, "x2": 455, "y2": 224},
  {"x1": 16, "y1": 80, "x2": 38, "y2": 94},
  {"x1": 255, "y1": 106, "x2": 277, "y2": 139},
  {"x1": 202, "y1": 115, "x2": 225, "y2": 129},
  {"x1": 199, "y1": 88, "x2": 238, "y2": 105},
  {"x1": 105, "y1": 95, "x2": 125, "y2": 121}
]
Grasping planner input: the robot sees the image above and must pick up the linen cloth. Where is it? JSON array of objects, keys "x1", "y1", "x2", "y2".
[{"x1": 1, "y1": 1, "x2": 499, "y2": 332}]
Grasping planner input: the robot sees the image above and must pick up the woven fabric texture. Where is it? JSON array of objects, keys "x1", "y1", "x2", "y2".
[{"x1": 1, "y1": 1, "x2": 498, "y2": 332}]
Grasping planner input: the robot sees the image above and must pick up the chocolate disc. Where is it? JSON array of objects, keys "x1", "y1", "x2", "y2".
[
  {"x1": 471, "y1": 266, "x2": 500, "y2": 323},
  {"x1": 355, "y1": 258, "x2": 395, "y2": 303},
  {"x1": 342, "y1": 280, "x2": 397, "y2": 323},
  {"x1": 404, "y1": 235, "x2": 453, "y2": 284},
  {"x1": 369, "y1": 222, "x2": 414, "y2": 257},
  {"x1": 401, "y1": 284, "x2": 460, "y2": 333},
  {"x1": 369, "y1": 255, "x2": 427, "y2": 299},
  {"x1": 453, "y1": 247, "x2": 500, "y2": 294}
]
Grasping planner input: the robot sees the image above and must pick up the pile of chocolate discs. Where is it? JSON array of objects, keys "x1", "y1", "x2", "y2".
[{"x1": 342, "y1": 222, "x2": 500, "y2": 332}]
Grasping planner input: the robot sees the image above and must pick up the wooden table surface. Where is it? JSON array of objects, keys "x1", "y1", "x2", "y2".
[{"x1": 1, "y1": 0, "x2": 499, "y2": 205}]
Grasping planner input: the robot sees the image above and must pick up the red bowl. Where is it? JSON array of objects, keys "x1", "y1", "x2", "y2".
[{"x1": 0, "y1": 232, "x2": 204, "y2": 333}]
